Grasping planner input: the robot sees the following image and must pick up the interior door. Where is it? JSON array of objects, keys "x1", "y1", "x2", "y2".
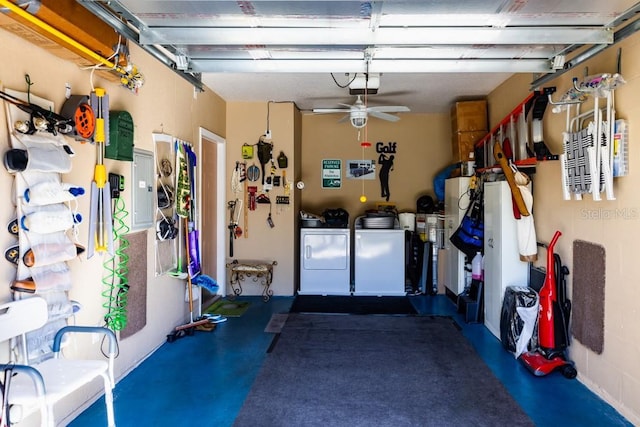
[{"x1": 199, "y1": 128, "x2": 226, "y2": 305}]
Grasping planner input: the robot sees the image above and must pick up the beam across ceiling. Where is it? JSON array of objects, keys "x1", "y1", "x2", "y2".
[
  {"x1": 140, "y1": 26, "x2": 613, "y2": 46},
  {"x1": 75, "y1": 0, "x2": 634, "y2": 92},
  {"x1": 190, "y1": 58, "x2": 554, "y2": 74}
]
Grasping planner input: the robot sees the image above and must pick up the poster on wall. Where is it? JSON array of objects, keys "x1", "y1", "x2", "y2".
[
  {"x1": 321, "y1": 159, "x2": 342, "y2": 189},
  {"x1": 347, "y1": 159, "x2": 376, "y2": 180}
]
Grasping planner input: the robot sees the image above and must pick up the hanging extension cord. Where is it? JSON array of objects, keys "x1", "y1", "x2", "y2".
[{"x1": 102, "y1": 197, "x2": 130, "y2": 331}]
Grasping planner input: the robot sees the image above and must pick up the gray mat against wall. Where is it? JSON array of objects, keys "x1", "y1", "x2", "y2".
[
  {"x1": 120, "y1": 230, "x2": 148, "y2": 340},
  {"x1": 571, "y1": 240, "x2": 605, "y2": 354},
  {"x1": 234, "y1": 314, "x2": 534, "y2": 427}
]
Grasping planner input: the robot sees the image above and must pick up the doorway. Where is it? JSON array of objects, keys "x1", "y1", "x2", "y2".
[{"x1": 198, "y1": 127, "x2": 226, "y2": 307}]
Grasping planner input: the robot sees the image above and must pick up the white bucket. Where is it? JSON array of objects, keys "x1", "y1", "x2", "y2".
[{"x1": 398, "y1": 213, "x2": 416, "y2": 231}]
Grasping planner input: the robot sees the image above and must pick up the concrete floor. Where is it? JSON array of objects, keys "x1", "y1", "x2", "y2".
[{"x1": 69, "y1": 295, "x2": 631, "y2": 427}]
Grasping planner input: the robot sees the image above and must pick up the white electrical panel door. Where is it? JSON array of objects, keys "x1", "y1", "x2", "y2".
[
  {"x1": 483, "y1": 181, "x2": 529, "y2": 339},
  {"x1": 132, "y1": 148, "x2": 155, "y2": 230},
  {"x1": 300, "y1": 229, "x2": 351, "y2": 295},
  {"x1": 443, "y1": 177, "x2": 471, "y2": 295}
]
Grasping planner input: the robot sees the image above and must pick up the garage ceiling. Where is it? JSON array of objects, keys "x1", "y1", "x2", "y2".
[{"x1": 78, "y1": 0, "x2": 640, "y2": 114}]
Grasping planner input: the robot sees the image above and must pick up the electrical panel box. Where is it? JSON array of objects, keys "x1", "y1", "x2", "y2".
[{"x1": 131, "y1": 148, "x2": 154, "y2": 230}]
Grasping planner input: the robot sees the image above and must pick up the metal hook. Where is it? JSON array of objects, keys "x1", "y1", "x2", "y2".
[{"x1": 548, "y1": 89, "x2": 586, "y2": 106}]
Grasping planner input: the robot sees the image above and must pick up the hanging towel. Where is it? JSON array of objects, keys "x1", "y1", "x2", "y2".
[{"x1": 514, "y1": 171, "x2": 537, "y2": 262}]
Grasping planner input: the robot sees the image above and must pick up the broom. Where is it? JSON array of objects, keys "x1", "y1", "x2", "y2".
[{"x1": 174, "y1": 216, "x2": 211, "y2": 331}]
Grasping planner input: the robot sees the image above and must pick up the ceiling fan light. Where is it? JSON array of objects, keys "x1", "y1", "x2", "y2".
[
  {"x1": 350, "y1": 111, "x2": 367, "y2": 128},
  {"x1": 351, "y1": 117, "x2": 367, "y2": 128}
]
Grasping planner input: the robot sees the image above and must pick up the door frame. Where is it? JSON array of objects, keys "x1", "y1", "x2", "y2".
[{"x1": 198, "y1": 127, "x2": 226, "y2": 296}]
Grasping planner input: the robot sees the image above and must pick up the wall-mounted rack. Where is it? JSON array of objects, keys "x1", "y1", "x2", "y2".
[{"x1": 475, "y1": 87, "x2": 557, "y2": 171}]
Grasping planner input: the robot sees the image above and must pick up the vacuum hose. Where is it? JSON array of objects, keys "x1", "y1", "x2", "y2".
[{"x1": 102, "y1": 197, "x2": 130, "y2": 331}]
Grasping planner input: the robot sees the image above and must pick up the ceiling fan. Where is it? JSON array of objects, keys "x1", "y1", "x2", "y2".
[{"x1": 312, "y1": 95, "x2": 410, "y2": 128}]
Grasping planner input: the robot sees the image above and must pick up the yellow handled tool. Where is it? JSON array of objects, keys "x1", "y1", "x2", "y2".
[{"x1": 87, "y1": 88, "x2": 114, "y2": 257}]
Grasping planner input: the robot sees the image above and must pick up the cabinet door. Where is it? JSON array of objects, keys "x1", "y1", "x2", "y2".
[
  {"x1": 483, "y1": 181, "x2": 529, "y2": 338},
  {"x1": 483, "y1": 182, "x2": 503, "y2": 338},
  {"x1": 444, "y1": 177, "x2": 471, "y2": 294},
  {"x1": 302, "y1": 232, "x2": 349, "y2": 270}
]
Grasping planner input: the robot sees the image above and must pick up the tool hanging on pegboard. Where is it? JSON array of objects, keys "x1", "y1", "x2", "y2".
[
  {"x1": 242, "y1": 143, "x2": 254, "y2": 159},
  {"x1": 227, "y1": 199, "x2": 242, "y2": 257},
  {"x1": 248, "y1": 186, "x2": 257, "y2": 211}
]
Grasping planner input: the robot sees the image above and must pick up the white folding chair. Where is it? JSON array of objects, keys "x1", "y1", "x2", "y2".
[{"x1": 0, "y1": 297, "x2": 117, "y2": 427}]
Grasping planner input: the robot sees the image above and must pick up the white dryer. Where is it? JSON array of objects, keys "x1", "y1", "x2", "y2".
[{"x1": 299, "y1": 228, "x2": 351, "y2": 295}]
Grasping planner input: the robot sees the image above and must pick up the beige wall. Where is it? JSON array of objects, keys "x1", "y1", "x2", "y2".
[
  {"x1": 488, "y1": 34, "x2": 640, "y2": 424},
  {"x1": 0, "y1": 29, "x2": 225, "y2": 425},
  {"x1": 225, "y1": 101, "x2": 299, "y2": 296},
  {"x1": 300, "y1": 113, "x2": 451, "y2": 222}
]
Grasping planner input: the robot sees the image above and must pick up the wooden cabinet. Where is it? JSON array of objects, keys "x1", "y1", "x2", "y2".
[
  {"x1": 452, "y1": 130, "x2": 486, "y2": 162},
  {"x1": 451, "y1": 100, "x2": 488, "y2": 161},
  {"x1": 451, "y1": 100, "x2": 488, "y2": 132}
]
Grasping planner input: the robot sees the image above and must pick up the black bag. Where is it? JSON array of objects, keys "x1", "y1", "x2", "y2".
[
  {"x1": 257, "y1": 139, "x2": 273, "y2": 185},
  {"x1": 450, "y1": 190, "x2": 484, "y2": 260},
  {"x1": 322, "y1": 208, "x2": 349, "y2": 228},
  {"x1": 416, "y1": 195, "x2": 435, "y2": 213}
]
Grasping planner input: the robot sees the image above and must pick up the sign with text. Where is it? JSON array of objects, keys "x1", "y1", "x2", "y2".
[{"x1": 321, "y1": 159, "x2": 342, "y2": 189}]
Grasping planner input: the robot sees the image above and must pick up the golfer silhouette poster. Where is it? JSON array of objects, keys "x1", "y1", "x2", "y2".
[{"x1": 377, "y1": 142, "x2": 397, "y2": 201}]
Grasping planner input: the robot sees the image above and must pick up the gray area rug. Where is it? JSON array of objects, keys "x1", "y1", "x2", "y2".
[
  {"x1": 264, "y1": 313, "x2": 289, "y2": 333},
  {"x1": 235, "y1": 313, "x2": 534, "y2": 427}
]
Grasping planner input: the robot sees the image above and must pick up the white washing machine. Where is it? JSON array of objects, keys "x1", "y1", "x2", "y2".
[
  {"x1": 299, "y1": 228, "x2": 351, "y2": 295},
  {"x1": 353, "y1": 217, "x2": 406, "y2": 296}
]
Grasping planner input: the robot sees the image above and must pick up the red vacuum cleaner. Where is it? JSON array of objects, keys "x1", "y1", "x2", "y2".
[{"x1": 520, "y1": 230, "x2": 577, "y2": 379}]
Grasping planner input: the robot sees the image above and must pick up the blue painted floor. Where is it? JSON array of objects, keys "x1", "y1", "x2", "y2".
[{"x1": 70, "y1": 295, "x2": 631, "y2": 427}]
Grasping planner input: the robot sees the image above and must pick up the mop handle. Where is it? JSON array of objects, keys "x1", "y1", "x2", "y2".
[{"x1": 184, "y1": 216, "x2": 194, "y2": 318}]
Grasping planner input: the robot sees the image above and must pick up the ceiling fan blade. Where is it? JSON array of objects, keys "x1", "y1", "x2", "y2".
[
  {"x1": 367, "y1": 105, "x2": 410, "y2": 113},
  {"x1": 337, "y1": 114, "x2": 351, "y2": 123},
  {"x1": 312, "y1": 108, "x2": 351, "y2": 114},
  {"x1": 372, "y1": 90, "x2": 415, "y2": 98},
  {"x1": 369, "y1": 111, "x2": 401, "y2": 122}
]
